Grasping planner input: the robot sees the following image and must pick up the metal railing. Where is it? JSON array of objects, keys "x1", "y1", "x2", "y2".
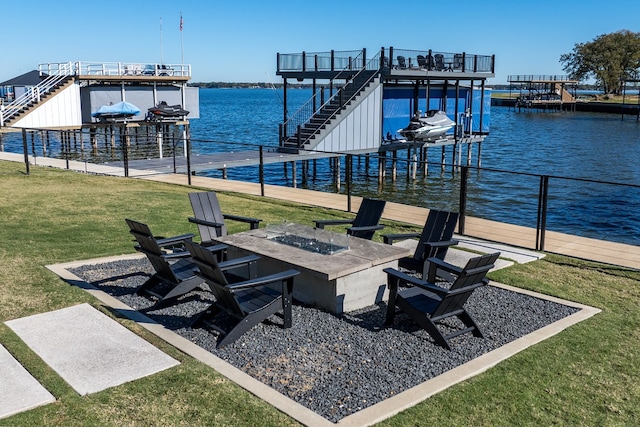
[
  {"x1": 1, "y1": 65, "x2": 74, "y2": 126},
  {"x1": 38, "y1": 61, "x2": 192, "y2": 78},
  {"x1": 508, "y1": 75, "x2": 575, "y2": 82},
  {"x1": 387, "y1": 48, "x2": 495, "y2": 73},
  {"x1": 10, "y1": 128, "x2": 640, "y2": 254},
  {"x1": 277, "y1": 50, "x2": 365, "y2": 73}
]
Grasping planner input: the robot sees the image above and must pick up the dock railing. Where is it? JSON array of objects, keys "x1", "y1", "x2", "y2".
[
  {"x1": 277, "y1": 50, "x2": 365, "y2": 73},
  {"x1": 38, "y1": 62, "x2": 192, "y2": 78},
  {"x1": 387, "y1": 48, "x2": 494, "y2": 73},
  {"x1": 11, "y1": 127, "x2": 640, "y2": 260}
]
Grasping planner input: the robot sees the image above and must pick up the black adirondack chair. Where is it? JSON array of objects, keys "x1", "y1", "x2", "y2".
[
  {"x1": 434, "y1": 54, "x2": 445, "y2": 71},
  {"x1": 313, "y1": 198, "x2": 386, "y2": 240},
  {"x1": 184, "y1": 241, "x2": 300, "y2": 348},
  {"x1": 382, "y1": 209, "x2": 459, "y2": 280},
  {"x1": 126, "y1": 217, "x2": 194, "y2": 252},
  {"x1": 417, "y1": 55, "x2": 427, "y2": 68},
  {"x1": 384, "y1": 252, "x2": 500, "y2": 350},
  {"x1": 126, "y1": 219, "x2": 208, "y2": 307},
  {"x1": 188, "y1": 191, "x2": 262, "y2": 246},
  {"x1": 397, "y1": 55, "x2": 407, "y2": 69}
]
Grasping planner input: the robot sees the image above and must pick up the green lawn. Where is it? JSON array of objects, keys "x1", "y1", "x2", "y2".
[{"x1": 1, "y1": 160, "x2": 639, "y2": 426}]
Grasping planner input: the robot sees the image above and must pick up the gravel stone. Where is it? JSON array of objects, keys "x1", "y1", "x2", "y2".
[{"x1": 70, "y1": 258, "x2": 579, "y2": 422}]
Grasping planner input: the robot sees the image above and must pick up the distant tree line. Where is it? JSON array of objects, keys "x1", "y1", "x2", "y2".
[
  {"x1": 560, "y1": 30, "x2": 640, "y2": 94},
  {"x1": 189, "y1": 82, "x2": 314, "y2": 89}
]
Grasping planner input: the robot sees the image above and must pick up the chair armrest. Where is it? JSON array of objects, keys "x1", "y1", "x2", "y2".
[
  {"x1": 347, "y1": 224, "x2": 385, "y2": 233},
  {"x1": 218, "y1": 255, "x2": 260, "y2": 271},
  {"x1": 426, "y1": 256, "x2": 463, "y2": 275},
  {"x1": 188, "y1": 217, "x2": 224, "y2": 230},
  {"x1": 383, "y1": 267, "x2": 448, "y2": 296},
  {"x1": 155, "y1": 233, "x2": 195, "y2": 247},
  {"x1": 223, "y1": 214, "x2": 262, "y2": 230},
  {"x1": 381, "y1": 232, "x2": 420, "y2": 245},
  {"x1": 313, "y1": 219, "x2": 354, "y2": 229},
  {"x1": 424, "y1": 238, "x2": 459, "y2": 250},
  {"x1": 227, "y1": 269, "x2": 300, "y2": 291}
]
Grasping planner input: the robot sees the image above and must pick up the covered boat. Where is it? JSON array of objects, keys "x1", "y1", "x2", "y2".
[
  {"x1": 91, "y1": 101, "x2": 141, "y2": 121},
  {"x1": 397, "y1": 110, "x2": 455, "y2": 141},
  {"x1": 147, "y1": 101, "x2": 189, "y2": 118}
]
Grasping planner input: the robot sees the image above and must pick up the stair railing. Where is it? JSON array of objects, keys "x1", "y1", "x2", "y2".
[
  {"x1": 281, "y1": 51, "x2": 381, "y2": 148},
  {"x1": 1, "y1": 63, "x2": 74, "y2": 126}
]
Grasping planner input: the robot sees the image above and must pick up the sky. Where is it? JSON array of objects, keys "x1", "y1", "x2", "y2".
[{"x1": 1, "y1": 0, "x2": 638, "y2": 85}]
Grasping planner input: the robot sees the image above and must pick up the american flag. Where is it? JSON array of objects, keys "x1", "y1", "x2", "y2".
[{"x1": 180, "y1": 13, "x2": 183, "y2": 31}]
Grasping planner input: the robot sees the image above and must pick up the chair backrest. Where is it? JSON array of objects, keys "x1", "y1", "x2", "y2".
[
  {"x1": 184, "y1": 241, "x2": 244, "y2": 318},
  {"x1": 413, "y1": 210, "x2": 459, "y2": 262},
  {"x1": 434, "y1": 54, "x2": 444, "y2": 71},
  {"x1": 453, "y1": 53, "x2": 464, "y2": 70},
  {"x1": 352, "y1": 198, "x2": 386, "y2": 240},
  {"x1": 126, "y1": 219, "x2": 179, "y2": 284},
  {"x1": 397, "y1": 55, "x2": 407, "y2": 69},
  {"x1": 417, "y1": 55, "x2": 426, "y2": 68},
  {"x1": 189, "y1": 191, "x2": 227, "y2": 241},
  {"x1": 432, "y1": 252, "x2": 499, "y2": 318},
  {"x1": 125, "y1": 217, "x2": 154, "y2": 238}
]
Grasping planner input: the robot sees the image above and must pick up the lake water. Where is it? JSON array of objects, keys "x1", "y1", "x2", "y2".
[{"x1": 2, "y1": 88, "x2": 639, "y2": 245}]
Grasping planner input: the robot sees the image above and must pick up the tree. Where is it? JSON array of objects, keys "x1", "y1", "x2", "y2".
[{"x1": 560, "y1": 30, "x2": 640, "y2": 94}]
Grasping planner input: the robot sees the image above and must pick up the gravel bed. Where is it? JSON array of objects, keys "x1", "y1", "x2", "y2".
[{"x1": 70, "y1": 258, "x2": 579, "y2": 422}]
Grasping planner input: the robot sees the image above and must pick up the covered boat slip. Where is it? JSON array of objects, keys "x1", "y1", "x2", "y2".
[{"x1": 275, "y1": 47, "x2": 494, "y2": 160}]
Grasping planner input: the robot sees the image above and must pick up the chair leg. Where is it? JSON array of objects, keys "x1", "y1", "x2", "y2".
[
  {"x1": 458, "y1": 310, "x2": 484, "y2": 338},
  {"x1": 136, "y1": 274, "x2": 161, "y2": 296},
  {"x1": 161, "y1": 276, "x2": 205, "y2": 302},
  {"x1": 397, "y1": 299, "x2": 452, "y2": 350},
  {"x1": 385, "y1": 275, "x2": 400, "y2": 325}
]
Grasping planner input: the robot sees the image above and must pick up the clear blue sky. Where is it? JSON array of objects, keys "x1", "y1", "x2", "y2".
[{"x1": 2, "y1": 0, "x2": 638, "y2": 84}]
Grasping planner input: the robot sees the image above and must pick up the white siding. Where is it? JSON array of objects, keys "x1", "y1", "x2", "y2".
[
  {"x1": 13, "y1": 83, "x2": 82, "y2": 128},
  {"x1": 311, "y1": 80, "x2": 383, "y2": 153}
]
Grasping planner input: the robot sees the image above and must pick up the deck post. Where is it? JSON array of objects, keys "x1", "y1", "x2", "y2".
[
  {"x1": 391, "y1": 150, "x2": 397, "y2": 181},
  {"x1": 441, "y1": 146, "x2": 446, "y2": 173},
  {"x1": 411, "y1": 150, "x2": 417, "y2": 180},
  {"x1": 346, "y1": 154, "x2": 352, "y2": 212},
  {"x1": 259, "y1": 146, "x2": 265, "y2": 196},
  {"x1": 458, "y1": 165, "x2": 469, "y2": 235},
  {"x1": 292, "y1": 161, "x2": 297, "y2": 188},
  {"x1": 423, "y1": 147, "x2": 428, "y2": 176},
  {"x1": 21, "y1": 129, "x2": 30, "y2": 175}
]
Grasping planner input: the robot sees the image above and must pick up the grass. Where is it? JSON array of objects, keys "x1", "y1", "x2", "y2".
[{"x1": 1, "y1": 160, "x2": 639, "y2": 426}]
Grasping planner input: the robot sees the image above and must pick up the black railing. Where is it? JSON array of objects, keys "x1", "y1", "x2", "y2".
[{"x1": 15, "y1": 129, "x2": 640, "y2": 253}]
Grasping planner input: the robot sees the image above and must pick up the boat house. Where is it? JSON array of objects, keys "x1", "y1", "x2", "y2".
[
  {"x1": 0, "y1": 61, "x2": 197, "y2": 142},
  {"x1": 276, "y1": 47, "x2": 495, "y2": 165}
]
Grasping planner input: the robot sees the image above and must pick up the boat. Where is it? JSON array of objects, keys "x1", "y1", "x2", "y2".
[
  {"x1": 397, "y1": 110, "x2": 455, "y2": 141},
  {"x1": 91, "y1": 101, "x2": 141, "y2": 121},
  {"x1": 147, "y1": 101, "x2": 189, "y2": 118}
]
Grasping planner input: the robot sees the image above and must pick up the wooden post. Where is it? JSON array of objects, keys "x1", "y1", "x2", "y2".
[
  {"x1": 392, "y1": 150, "x2": 397, "y2": 181},
  {"x1": 292, "y1": 161, "x2": 297, "y2": 188}
]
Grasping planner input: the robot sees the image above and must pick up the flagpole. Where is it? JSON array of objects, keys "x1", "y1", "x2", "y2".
[
  {"x1": 160, "y1": 17, "x2": 164, "y2": 65},
  {"x1": 180, "y1": 12, "x2": 184, "y2": 66}
]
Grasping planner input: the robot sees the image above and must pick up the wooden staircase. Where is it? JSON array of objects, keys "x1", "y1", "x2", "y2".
[{"x1": 280, "y1": 69, "x2": 379, "y2": 153}]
